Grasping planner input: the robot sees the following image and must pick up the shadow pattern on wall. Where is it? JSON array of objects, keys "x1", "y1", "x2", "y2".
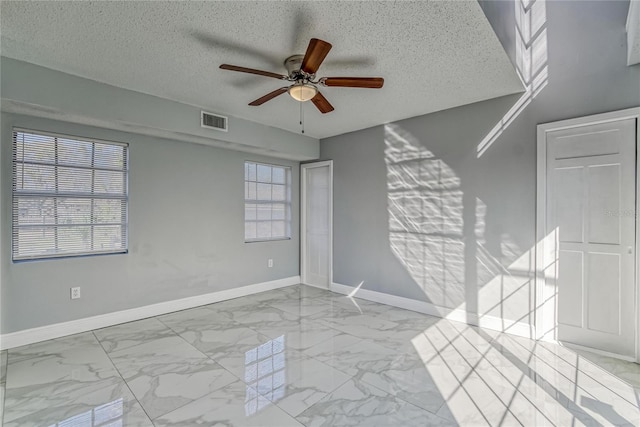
[{"x1": 385, "y1": 122, "x2": 536, "y2": 332}]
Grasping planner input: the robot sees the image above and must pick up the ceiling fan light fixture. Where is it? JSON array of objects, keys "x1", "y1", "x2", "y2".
[{"x1": 288, "y1": 83, "x2": 317, "y2": 102}]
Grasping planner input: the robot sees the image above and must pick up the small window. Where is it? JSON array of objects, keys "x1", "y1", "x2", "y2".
[
  {"x1": 244, "y1": 161, "x2": 291, "y2": 242},
  {"x1": 12, "y1": 129, "x2": 129, "y2": 260}
]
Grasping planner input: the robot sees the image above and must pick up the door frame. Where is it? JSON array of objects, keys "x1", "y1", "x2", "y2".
[
  {"x1": 535, "y1": 107, "x2": 640, "y2": 362},
  {"x1": 300, "y1": 160, "x2": 333, "y2": 289}
]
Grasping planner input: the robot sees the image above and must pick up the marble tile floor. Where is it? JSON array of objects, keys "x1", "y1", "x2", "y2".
[{"x1": 1, "y1": 284, "x2": 639, "y2": 426}]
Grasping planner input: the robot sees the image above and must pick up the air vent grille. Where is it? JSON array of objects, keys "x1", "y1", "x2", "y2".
[{"x1": 201, "y1": 111, "x2": 228, "y2": 131}]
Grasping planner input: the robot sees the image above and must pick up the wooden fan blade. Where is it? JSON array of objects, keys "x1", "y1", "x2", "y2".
[
  {"x1": 322, "y1": 77, "x2": 384, "y2": 88},
  {"x1": 249, "y1": 87, "x2": 289, "y2": 106},
  {"x1": 311, "y1": 91, "x2": 334, "y2": 114},
  {"x1": 220, "y1": 64, "x2": 287, "y2": 80},
  {"x1": 301, "y1": 38, "x2": 332, "y2": 74}
]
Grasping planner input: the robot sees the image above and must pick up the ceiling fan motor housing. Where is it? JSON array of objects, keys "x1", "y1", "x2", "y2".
[{"x1": 285, "y1": 54, "x2": 312, "y2": 80}]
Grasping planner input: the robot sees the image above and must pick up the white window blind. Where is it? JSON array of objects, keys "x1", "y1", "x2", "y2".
[
  {"x1": 244, "y1": 161, "x2": 291, "y2": 242},
  {"x1": 12, "y1": 129, "x2": 129, "y2": 260}
]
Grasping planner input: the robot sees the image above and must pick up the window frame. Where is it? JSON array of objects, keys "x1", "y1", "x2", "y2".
[
  {"x1": 11, "y1": 127, "x2": 129, "y2": 261},
  {"x1": 244, "y1": 160, "x2": 292, "y2": 243}
]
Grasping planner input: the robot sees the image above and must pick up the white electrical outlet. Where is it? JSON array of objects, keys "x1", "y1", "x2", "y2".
[
  {"x1": 70, "y1": 287, "x2": 81, "y2": 300},
  {"x1": 268, "y1": 259, "x2": 274, "y2": 268}
]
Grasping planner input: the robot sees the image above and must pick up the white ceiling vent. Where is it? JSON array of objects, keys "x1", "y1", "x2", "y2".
[{"x1": 201, "y1": 111, "x2": 228, "y2": 132}]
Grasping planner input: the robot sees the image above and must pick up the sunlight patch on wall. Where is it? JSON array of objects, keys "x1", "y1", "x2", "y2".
[
  {"x1": 476, "y1": 227, "x2": 536, "y2": 331},
  {"x1": 477, "y1": 0, "x2": 548, "y2": 158},
  {"x1": 537, "y1": 227, "x2": 560, "y2": 340},
  {"x1": 385, "y1": 122, "x2": 537, "y2": 329},
  {"x1": 385, "y1": 123, "x2": 466, "y2": 309}
]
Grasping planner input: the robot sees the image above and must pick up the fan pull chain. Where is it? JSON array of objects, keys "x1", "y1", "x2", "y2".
[{"x1": 300, "y1": 101, "x2": 305, "y2": 134}]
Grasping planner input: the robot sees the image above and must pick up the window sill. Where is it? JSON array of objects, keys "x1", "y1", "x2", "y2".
[{"x1": 13, "y1": 250, "x2": 128, "y2": 263}]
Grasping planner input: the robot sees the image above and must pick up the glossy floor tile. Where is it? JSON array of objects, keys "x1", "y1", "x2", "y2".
[
  {"x1": 1, "y1": 350, "x2": 7, "y2": 384},
  {"x1": 2, "y1": 284, "x2": 639, "y2": 426},
  {"x1": 154, "y1": 380, "x2": 303, "y2": 427}
]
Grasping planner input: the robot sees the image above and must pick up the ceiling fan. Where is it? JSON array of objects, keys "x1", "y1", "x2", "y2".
[{"x1": 220, "y1": 38, "x2": 384, "y2": 114}]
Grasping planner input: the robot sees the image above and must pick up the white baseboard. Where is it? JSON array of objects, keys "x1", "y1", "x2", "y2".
[
  {"x1": 561, "y1": 342, "x2": 636, "y2": 363},
  {"x1": 0, "y1": 276, "x2": 300, "y2": 350},
  {"x1": 300, "y1": 281, "x2": 331, "y2": 291},
  {"x1": 329, "y1": 282, "x2": 535, "y2": 339}
]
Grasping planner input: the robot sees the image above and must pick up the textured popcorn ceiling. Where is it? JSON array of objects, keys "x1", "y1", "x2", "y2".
[{"x1": 1, "y1": 1, "x2": 523, "y2": 139}]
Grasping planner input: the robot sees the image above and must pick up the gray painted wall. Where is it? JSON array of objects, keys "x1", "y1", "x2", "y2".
[
  {"x1": 321, "y1": 0, "x2": 640, "y2": 328},
  {"x1": 1, "y1": 113, "x2": 300, "y2": 334},
  {"x1": 1, "y1": 57, "x2": 319, "y2": 161},
  {"x1": 478, "y1": 0, "x2": 517, "y2": 70}
]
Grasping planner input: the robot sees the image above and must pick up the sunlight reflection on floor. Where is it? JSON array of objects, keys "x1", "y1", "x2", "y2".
[{"x1": 411, "y1": 318, "x2": 640, "y2": 426}]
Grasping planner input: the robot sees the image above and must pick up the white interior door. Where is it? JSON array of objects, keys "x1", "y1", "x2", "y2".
[
  {"x1": 301, "y1": 161, "x2": 332, "y2": 289},
  {"x1": 546, "y1": 118, "x2": 636, "y2": 358}
]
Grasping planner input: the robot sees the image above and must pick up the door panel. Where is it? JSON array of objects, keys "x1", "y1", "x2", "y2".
[
  {"x1": 587, "y1": 252, "x2": 620, "y2": 334},
  {"x1": 553, "y1": 129, "x2": 620, "y2": 159},
  {"x1": 588, "y1": 164, "x2": 621, "y2": 244},
  {"x1": 302, "y1": 162, "x2": 332, "y2": 289},
  {"x1": 546, "y1": 118, "x2": 636, "y2": 358},
  {"x1": 554, "y1": 167, "x2": 584, "y2": 242},
  {"x1": 557, "y1": 250, "x2": 583, "y2": 328}
]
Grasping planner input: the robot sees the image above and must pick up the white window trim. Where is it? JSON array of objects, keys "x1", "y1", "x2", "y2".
[
  {"x1": 244, "y1": 161, "x2": 292, "y2": 243},
  {"x1": 11, "y1": 127, "x2": 129, "y2": 261}
]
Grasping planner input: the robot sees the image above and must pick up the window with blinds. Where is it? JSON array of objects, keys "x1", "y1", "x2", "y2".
[
  {"x1": 244, "y1": 161, "x2": 291, "y2": 242},
  {"x1": 12, "y1": 129, "x2": 129, "y2": 260}
]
